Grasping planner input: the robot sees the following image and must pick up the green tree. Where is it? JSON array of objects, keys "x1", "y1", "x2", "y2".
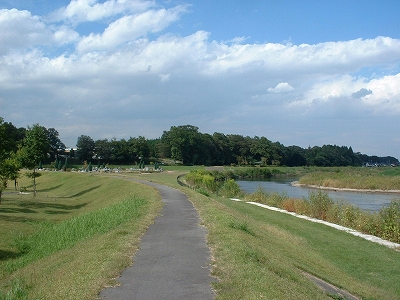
[
  {"x1": 128, "y1": 136, "x2": 150, "y2": 164},
  {"x1": 161, "y1": 125, "x2": 203, "y2": 165},
  {"x1": 18, "y1": 124, "x2": 49, "y2": 197},
  {"x1": 76, "y1": 135, "x2": 95, "y2": 162},
  {"x1": 0, "y1": 118, "x2": 22, "y2": 202},
  {"x1": 212, "y1": 132, "x2": 232, "y2": 165},
  {"x1": 227, "y1": 134, "x2": 252, "y2": 165},
  {"x1": 250, "y1": 136, "x2": 273, "y2": 165},
  {"x1": 0, "y1": 154, "x2": 20, "y2": 204},
  {"x1": 94, "y1": 139, "x2": 112, "y2": 164},
  {"x1": 46, "y1": 127, "x2": 66, "y2": 160}
]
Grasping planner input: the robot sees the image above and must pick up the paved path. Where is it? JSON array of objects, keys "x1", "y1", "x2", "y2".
[{"x1": 100, "y1": 179, "x2": 215, "y2": 300}]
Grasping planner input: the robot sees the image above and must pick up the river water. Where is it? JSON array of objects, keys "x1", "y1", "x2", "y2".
[{"x1": 237, "y1": 178, "x2": 400, "y2": 212}]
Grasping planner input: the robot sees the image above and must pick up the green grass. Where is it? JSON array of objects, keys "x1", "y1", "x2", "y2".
[
  {"x1": 127, "y1": 170, "x2": 400, "y2": 299},
  {"x1": 0, "y1": 171, "x2": 162, "y2": 299},
  {"x1": 299, "y1": 166, "x2": 400, "y2": 190},
  {"x1": 1, "y1": 168, "x2": 400, "y2": 299}
]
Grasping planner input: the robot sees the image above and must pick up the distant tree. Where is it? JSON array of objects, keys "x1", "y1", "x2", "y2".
[
  {"x1": 128, "y1": 136, "x2": 150, "y2": 163},
  {"x1": 18, "y1": 124, "x2": 49, "y2": 196},
  {"x1": 250, "y1": 136, "x2": 273, "y2": 165},
  {"x1": 94, "y1": 139, "x2": 112, "y2": 164},
  {"x1": 212, "y1": 132, "x2": 232, "y2": 165},
  {"x1": 227, "y1": 134, "x2": 252, "y2": 165},
  {"x1": 46, "y1": 127, "x2": 66, "y2": 160},
  {"x1": 0, "y1": 154, "x2": 20, "y2": 204},
  {"x1": 281, "y1": 145, "x2": 307, "y2": 166},
  {"x1": 76, "y1": 135, "x2": 95, "y2": 162},
  {"x1": 161, "y1": 125, "x2": 203, "y2": 165},
  {"x1": 0, "y1": 118, "x2": 22, "y2": 202},
  {"x1": 109, "y1": 138, "x2": 130, "y2": 163}
]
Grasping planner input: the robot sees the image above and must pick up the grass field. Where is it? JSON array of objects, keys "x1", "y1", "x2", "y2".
[
  {"x1": 130, "y1": 169, "x2": 400, "y2": 299},
  {"x1": 0, "y1": 171, "x2": 162, "y2": 299},
  {"x1": 1, "y1": 168, "x2": 399, "y2": 299},
  {"x1": 298, "y1": 166, "x2": 400, "y2": 190}
]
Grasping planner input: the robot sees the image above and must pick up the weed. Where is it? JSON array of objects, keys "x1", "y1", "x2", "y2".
[
  {"x1": 197, "y1": 188, "x2": 210, "y2": 197},
  {"x1": 0, "y1": 279, "x2": 29, "y2": 300},
  {"x1": 229, "y1": 220, "x2": 255, "y2": 236}
]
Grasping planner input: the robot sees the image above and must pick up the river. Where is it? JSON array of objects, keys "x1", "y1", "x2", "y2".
[{"x1": 237, "y1": 178, "x2": 400, "y2": 212}]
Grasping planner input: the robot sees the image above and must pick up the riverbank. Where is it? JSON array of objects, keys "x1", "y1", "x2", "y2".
[{"x1": 291, "y1": 181, "x2": 400, "y2": 195}]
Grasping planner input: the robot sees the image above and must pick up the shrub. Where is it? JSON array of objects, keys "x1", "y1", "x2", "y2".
[
  {"x1": 219, "y1": 179, "x2": 241, "y2": 198},
  {"x1": 379, "y1": 201, "x2": 400, "y2": 243},
  {"x1": 196, "y1": 188, "x2": 210, "y2": 197},
  {"x1": 245, "y1": 186, "x2": 287, "y2": 207},
  {"x1": 307, "y1": 191, "x2": 334, "y2": 220}
]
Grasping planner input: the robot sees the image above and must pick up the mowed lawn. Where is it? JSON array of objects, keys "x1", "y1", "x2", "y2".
[
  {"x1": 134, "y1": 170, "x2": 400, "y2": 300},
  {"x1": 1, "y1": 169, "x2": 399, "y2": 299},
  {"x1": 0, "y1": 171, "x2": 162, "y2": 299}
]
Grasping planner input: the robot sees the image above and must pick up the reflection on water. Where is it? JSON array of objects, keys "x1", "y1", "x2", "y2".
[{"x1": 237, "y1": 178, "x2": 400, "y2": 212}]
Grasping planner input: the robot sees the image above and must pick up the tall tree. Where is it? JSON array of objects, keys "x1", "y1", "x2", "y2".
[
  {"x1": 76, "y1": 135, "x2": 95, "y2": 162},
  {"x1": 161, "y1": 125, "x2": 202, "y2": 165},
  {"x1": 128, "y1": 136, "x2": 150, "y2": 163},
  {"x1": 18, "y1": 124, "x2": 49, "y2": 197},
  {"x1": 94, "y1": 139, "x2": 112, "y2": 164},
  {"x1": 0, "y1": 118, "x2": 21, "y2": 203},
  {"x1": 46, "y1": 127, "x2": 66, "y2": 160}
]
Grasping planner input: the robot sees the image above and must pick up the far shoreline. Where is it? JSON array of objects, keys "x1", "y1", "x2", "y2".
[{"x1": 291, "y1": 181, "x2": 400, "y2": 195}]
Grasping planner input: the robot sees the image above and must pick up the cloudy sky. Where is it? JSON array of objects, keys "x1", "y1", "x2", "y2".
[{"x1": 1, "y1": 0, "x2": 399, "y2": 157}]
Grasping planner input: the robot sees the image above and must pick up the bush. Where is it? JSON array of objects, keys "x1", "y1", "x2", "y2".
[
  {"x1": 245, "y1": 186, "x2": 287, "y2": 207},
  {"x1": 307, "y1": 191, "x2": 334, "y2": 221},
  {"x1": 379, "y1": 201, "x2": 400, "y2": 243},
  {"x1": 219, "y1": 179, "x2": 242, "y2": 198}
]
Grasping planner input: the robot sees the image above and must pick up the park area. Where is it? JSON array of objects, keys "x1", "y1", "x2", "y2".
[{"x1": 0, "y1": 168, "x2": 399, "y2": 299}]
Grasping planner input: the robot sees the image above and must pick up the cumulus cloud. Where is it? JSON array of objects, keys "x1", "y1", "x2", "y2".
[
  {"x1": 268, "y1": 82, "x2": 294, "y2": 93},
  {"x1": 76, "y1": 6, "x2": 188, "y2": 53},
  {"x1": 50, "y1": 0, "x2": 155, "y2": 24},
  {"x1": 288, "y1": 74, "x2": 400, "y2": 114},
  {"x1": 1, "y1": 2, "x2": 400, "y2": 156},
  {"x1": 0, "y1": 9, "x2": 50, "y2": 54}
]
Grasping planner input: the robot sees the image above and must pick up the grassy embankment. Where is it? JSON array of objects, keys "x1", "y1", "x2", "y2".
[
  {"x1": 0, "y1": 171, "x2": 162, "y2": 300},
  {"x1": 183, "y1": 166, "x2": 400, "y2": 243},
  {"x1": 133, "y1": 169, "x2": 400, "y2": 300},
  {"x1": 1, "y1": 167, "x2": 399, "y2": 299},
  {"x1": 298, "y1": 166, "x2": 400, "y2": 191}
]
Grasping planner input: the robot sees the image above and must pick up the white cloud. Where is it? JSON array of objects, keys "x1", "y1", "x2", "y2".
[
  {"x1": 0, "y1": 9, "x2": 50, "y2": 54},
  {"x1": 363, "y1": 74, "x2": 400, "y2": 113},
  {"x1": 51, "y1": 0, "x2": 155, "y2": 24},
  {"x1": 289, "y1": 74, "x2": 400, "y2": 114},
  {"x1": 76, "y1": 6, "x2": 188, "y2": 53},
  {"x1": 268, "y1": 82, "x2": 294, "y2": 93},
  {"x1": 1, "y1": 2, "x2": 400, "y2": 156}
]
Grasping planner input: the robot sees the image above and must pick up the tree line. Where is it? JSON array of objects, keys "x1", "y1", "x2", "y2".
[{"x1": 1, "y1": 119, "x2": 398, "y2": 199}]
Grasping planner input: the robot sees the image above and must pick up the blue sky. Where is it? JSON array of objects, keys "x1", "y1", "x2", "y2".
[{"x1": 1, "y1": 0, "x2": 400, "y2": 158}]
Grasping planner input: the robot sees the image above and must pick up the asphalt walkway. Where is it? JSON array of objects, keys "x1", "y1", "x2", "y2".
[{"x1": 100, "y1": 179, "x2": 215, "y2": 300}]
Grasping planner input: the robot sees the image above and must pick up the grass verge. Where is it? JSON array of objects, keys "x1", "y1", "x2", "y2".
[
  {"x1": 129, "y1": 170, "x2": 400, "y2": 299},
  {"x1": 0, "y1": 171, "x2": 162, "y2": 299}
]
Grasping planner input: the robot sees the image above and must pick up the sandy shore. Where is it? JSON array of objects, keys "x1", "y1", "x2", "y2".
[{"x1": 291, "y1": 181, "x2": 400, "y2": 195}]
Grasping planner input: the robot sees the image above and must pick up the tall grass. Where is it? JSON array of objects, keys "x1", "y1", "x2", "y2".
[
  {"x1": 299, "y1": 167, "x2": 400, "y2": 190},
  {"x1": 4, "y1": 197, "x2": 146, "y2": 275},
  {"x1": 184, "y1": 170, "x2": 243, "y2": 198},
  {"x1": 246, "y1": 189, "x2": 400, "y2": 243}
]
